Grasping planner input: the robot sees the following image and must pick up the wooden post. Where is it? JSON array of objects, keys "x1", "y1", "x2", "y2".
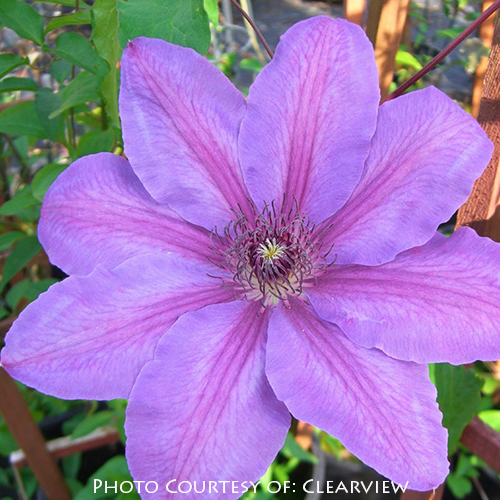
[
  {"x1": 366, "y1": 0, "x2": 385, "y2": 45},
  {"x1": 452, "y1": 10, "x2": 500, "y2": 484},
  {"x1": 345, "y1": 0, "x2": 365, "y2": 26},
  {"x1": 0, "y1": 368, "x2": 72, "y2": 500},
  {"x1": 472, "y1": 1, "x2": 496, "y2": 118},
  {"x1": 456, "y1": 14, "x2": 500, "y2": 238},
  {"x1": 367, "y1": 0, "x2": 412, "y2": 100}
]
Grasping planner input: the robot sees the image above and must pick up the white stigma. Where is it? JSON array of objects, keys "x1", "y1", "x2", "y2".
[{"x1": 257, "y1": 238, "x2": 286, "y2": 262}]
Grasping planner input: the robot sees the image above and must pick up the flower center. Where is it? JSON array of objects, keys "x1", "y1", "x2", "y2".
[
  {"x1": 258, "y1": 238, "x2": 286, "y2": 261},
  {"x1": 211, "y1": 201, "x2": 331, "y2": 308}
]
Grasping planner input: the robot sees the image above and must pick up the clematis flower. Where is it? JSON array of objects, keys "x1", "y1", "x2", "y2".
[{"x1": 2, "y1": 15, "x2": 500, "y2": 496}]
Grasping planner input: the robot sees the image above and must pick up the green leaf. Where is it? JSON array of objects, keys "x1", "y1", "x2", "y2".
[
  {"x1": 0, "y1": 236, "x2": 42, "y2": 292},
  {"x1": 49, "y1": 71, "x2": 100, "y2": 119},
  {"x1": 395, "y1": 50, "x2": 423, "y2": 71},
  {"x1": 0, "y1": 53, "x2": 27, "y2": 79},
  {"x1": 0, "y1": 425, "x2": 19, "y2": 454},
  {"x1": 66, "y1": 478, "x2": 84, "y2": 498},
  {"x1": 0, "y1": 77, "x2": 37, "y2": 93},
  {"x1": 454, "y1": 453, "x2": 479, "y2": 478},
  {"x1": 54, "y1": 32, "x2": 102, "y2": 74},
  {"x1": 118, "y1": 0, "x2": 211, "y2": 54},
  {"x1": 0, "y1": 186, "x2": 39, "y2": 216},
  {"x1": 91, "y1": 0, "x2": 121, "y2": 127},
  {"x1": 32, "y1": 163, "x2": 67, "y2": 202},
  {"x1": 63, "y1": 453, "x2": 82, "y2": 480},
  {"x1": 213, "y1": 52, "x2": 236, "y2": 77},
  {"x1": 436, "y1": 27, "x2": 465, "y2": 39},
  {"x1": 446, "y1": 454, "x2": 477, "y2": 499},
  {"x1": 74, "y1": 456, "x2": 139, "y2": 500},
  {"x1": 0, "y1": 100, "x2": 48, "y2": 138},
  {"x1": 0, "y1": 231, "x2": 24, "y2": 252},
  {"x1": 418, "y1": 21, "x2": 429, "y2": 34},
  {"x1": 13, "y1": 135, "x2": 28, "y2": 159},
  {"x1": 76, "y1": 129, "x2": 115, "y2": 157},
  {"x1": 45, "y1": 10, "x2": 92, "y2": 34},
  {"x1": 408, "y1": 11, "x2": 427, "y2": 22},
  {"x1": 71, "y1": 411, "x2": 116, "y2": 440},
  {"x1": 446, "y1": 475, "x2": 472, "y2": 499},
  {"x1": 0, "y1": 0, "x2": 45, "y2": 45},
  {"x1": 0, "y1": 0, "x2": 44, "y2": 45},
  {"x1": 203, "y1": 0, "x2": 218, "y2": 26},
  {"x1": 481, "y1": 375, "x2": 499, "y2": 396},
  {"x1": 50, "y1": 58, "x2": 72, "y2": 84},
  {"x1": 35, "y1": 88, "x2": 65, "y2": 141},
  {"x1": 5, "y1": 278, "x2": 57, "y2": 310},
  {"x1": 478, "y1": 409, "x2": 500, "y2": 431},
  {"x1": 281, "y1": 434, "x2": 317, "y2": 464},
  {"x1": 239, "y1": 57, "x2": 263, "y2": 72},
  {"x1": 434, "y1": 364, "x2": 483, "y2": 454},
  {"x1": 16, "y1": 204, "x2": 41, "y2": 223}
]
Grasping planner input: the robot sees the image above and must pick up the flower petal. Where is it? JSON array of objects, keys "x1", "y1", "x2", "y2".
[
  {"x1": 238, "y1": 16, "x2": 379, "y2": 222},
  {"x1": 321, "y1": 87, "x2": 493, "y2": 266},
  {"x1": 39, "y1": 153, "x2": 213, "y2": 276},
  {"x1": 125, "y1": 302, "x2": 290, "y2": 499},
  {"x1": 1, "y1": 253, "x2": 232, "y2": 400},
  {"x1": 120, "y1": 38, "x2": 251, "y2": 230},
  {"x1": 266, "y1": 300, "x2": 448, "y2": 491},
  {"x1": 308, "y1": 227, "x2": 500, "y2": 364}
]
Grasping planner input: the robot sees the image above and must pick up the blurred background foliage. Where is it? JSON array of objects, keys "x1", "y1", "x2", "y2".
[{"x1": 0, "y1": 0, "x2": 499, "y2": 499}]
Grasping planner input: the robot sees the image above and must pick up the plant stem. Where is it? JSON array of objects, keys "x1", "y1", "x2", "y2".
[
  {"x1": 101, "y1": 98, "x2": 108, "y2": 130},
  {"x1": 229, "y1": 0, "x2": 274, "y2": 59},
  {"x1": 383, "y1": 0, "x2": 500, "y2": 103}
]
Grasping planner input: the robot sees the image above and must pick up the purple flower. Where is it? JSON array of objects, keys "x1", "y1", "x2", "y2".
[{"x1": 2, "y1": 15, "x2": 499, "y2": 495}]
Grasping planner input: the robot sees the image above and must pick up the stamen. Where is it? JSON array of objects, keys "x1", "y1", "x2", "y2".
[{"x1": 210, "y1": 201, "x2": 330, "y2": 308}]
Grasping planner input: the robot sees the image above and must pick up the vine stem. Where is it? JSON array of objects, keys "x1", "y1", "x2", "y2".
[
  {"x1": 383, "y1": 0, "x2": 500, "y2": 103},
  {"x1": 229, "y1": 0, "x2": 274, "y2": 59}
]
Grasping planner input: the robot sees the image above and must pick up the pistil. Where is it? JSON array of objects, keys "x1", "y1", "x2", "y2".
[{"x1": 210, "y1": 201, "x2": 330, "y2": 308}]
